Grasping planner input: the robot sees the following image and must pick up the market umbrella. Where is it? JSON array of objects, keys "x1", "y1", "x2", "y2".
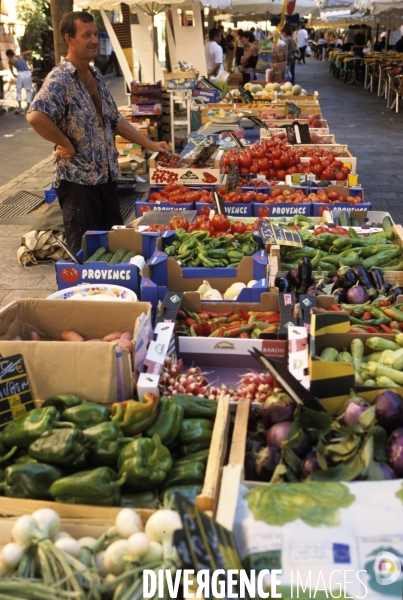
[{"x1": 219, "y1": 0, "x2": 320, "y2": 17}]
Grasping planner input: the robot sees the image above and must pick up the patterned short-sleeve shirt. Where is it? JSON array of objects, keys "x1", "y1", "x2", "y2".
[{"x1": 28, "y1": 58, "x2": 121, "y2": 187}]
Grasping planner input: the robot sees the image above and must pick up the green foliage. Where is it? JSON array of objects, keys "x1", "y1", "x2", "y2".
[{"x1": 17, "y1": 0, "x2": 50, "y2": 54}]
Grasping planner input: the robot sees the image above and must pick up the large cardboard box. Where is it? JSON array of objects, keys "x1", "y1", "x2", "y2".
[
  {"x1": 149, "y1": 150, "x2": 223, "y2": 187},
  {"x1": 0, "y1": 299, "x2": 152, "y2": 406},
  {"x1": 56, "y1": 230, "x2": 162, "y2": 294},
  {"x1": 310, "y1": 185, "x2": 371, "y2": 217}
]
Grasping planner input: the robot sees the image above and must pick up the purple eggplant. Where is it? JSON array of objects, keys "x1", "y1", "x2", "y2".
[
  {"x1": 266, "y1": 421, "x2": 310, "y2": 458},
  {"x1": 299, "y1": 452, "x2": 321, "y2": 480},
  {"x1": 297, "y1": 258, "x2": 312, "y2": 295},
  {"x1": 377, "y1": 463, "x2": 396, "y2": 480},
  {"x1": 388, "y1": 428, "x2": 403, "y2": 476},
  {"x1": 375, "y1": 390, "x2": 403, "y2": 432},
  {"x1": 262, "y1": 391, "x2": 296, "y2": 429},
  {"x1": 334, "y1": 267, "x2": 358, "y2": 291},
  {"x1": 255, "y1": 446, "x2": 281, "y2": 481},
  {"x1": 286, "y1": 268, "x2": 298, "y2": 288},
  {"x1": 275, "y1": 277, "x2": 292, "y2": 293},
  {"x1": 244, "y1": 439, "x2": 263, "y2": 480},
  {"x1": 346, "y1": 285, "x2": 369, "y2": 305}
]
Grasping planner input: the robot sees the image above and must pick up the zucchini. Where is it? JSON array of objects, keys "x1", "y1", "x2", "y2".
[
  {"x1": 363, "y1": 379, "x2": 376, "y2": 387},
  {"x1": 86, "y1": 247, "x2": 107, "y2": 262},
  {"x1": 351, "y1": 218, "x2": 361, "y2": 227},
  {"x1": 109, "y1": 248, "x2": 128, "y2": 265},
  {"x1": 121, "y1": 251, "x2": 138, "y2": 263},
  {"x1": 103, "y1": 253, "x2": 113, "y2": 263},
  {"x1": 375, "y1": 376, "x2": 400, "y2": 387},
  {"x1": 363, "y1": 362, "x2": 403, "y2": 385},
  {"x1": 350, "y1": 338, "x2": 364, "y2": 371},
  {"x1": 365, "y1": 337, "x2": 401, "y2": 352},
  {"x1": 337, "y1": 351, "x2": 353, "y2": 363},
  {"x1": 320, "y1": 347, "x2": 339, "y2": 361},
  {"x1": 338, "y1": 210, "x2": 350, "y2": 227},
  {"x1": 382, "y1": 215, "x2": 394, "y2": 233}
]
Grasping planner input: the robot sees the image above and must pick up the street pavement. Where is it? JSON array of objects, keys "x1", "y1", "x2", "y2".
[{"x1": 0, "y1": 60, "x2": 402, "y2": 309}]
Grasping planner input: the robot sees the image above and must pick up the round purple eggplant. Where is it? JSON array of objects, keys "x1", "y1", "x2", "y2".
[
  {"x1": 375, "y1": 390, "x2": 403, "y2": 432},
  {"x1": 388, "y1": 428, "x2": 403, "y2": 477},
  {"x1": 255, "y1": 446, "x2": 281, "y2": 482}
]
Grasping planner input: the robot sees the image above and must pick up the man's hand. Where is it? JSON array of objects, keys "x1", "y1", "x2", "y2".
[
  {"x1": 53, "y1": 141, "x2": 76, "y2": 159},
  {"x1": 150, "y1": 141, "x2": 170, "y2": 153}
]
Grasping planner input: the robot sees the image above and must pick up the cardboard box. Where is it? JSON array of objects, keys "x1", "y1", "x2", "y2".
[
  {"x1": 173, "y1": 292, "x2": 287, "y2": 366},
  {"x1": 310, "y1": 185, "x2": 371, "y2": 217},
  {"x1": 141, "y1": 250, "x2": 269, "y2": 311},
  {"x1": 163, "y1": 69, "x2": 197, "y2": 81},
  {"x1": 149, "y1": 150, "x2": 223, "y2": 187},
  {"x1": 300, "y1": 147, "x2": 357, "y2": 174},
  {"x1": 136, "y1": 201, "x2": 194, "y2": 218},
  {"x1": 167, "y1": 79, "x2": 196, "y2": 91},
  {"x1": 253, "y1": 202, "x2": 312, "y2": 217},
  {"x1": 260, "y1": 122, "x2": 330, "y2": 137},
  {"x1": 0, "y1": 299, "x2": 152, "y2": 405},
  {"x1": 56, "y1": 230, "x2": 161, "y2": 295},
  {"x1": 132, "y1": 103, "x2": 162, "y2": 115},
  {"x1": 193, "y1": 88, "x2": 222, "y2": 103}
]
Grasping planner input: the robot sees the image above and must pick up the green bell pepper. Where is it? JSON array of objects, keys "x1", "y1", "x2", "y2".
[
  {"x1": 178, "y1": 418, "x2": 214, "y2": 446},
  {"x1": 179, "y1": 442, "x2": 211, "y2": 456},
  {"x1": 42, "y1": 393, "x2": 82, "y2": 413},
  {"x1": 1, "y1": 407, "x2": 59, "y2": 449},
  {"x1": 14, "y1": 455, "x2": 37, "y2": 465},
  {"x1": 121, "y1": 491, "x2": 161, "y2": 509},
  {"x1": 111, "y1": 393, "x2": 160, "y2": 436},
  {"x1": 50, "y1": 467, "x2": 126, "y2": 506},
  {"x1": 164, "y1": 461, "x2": 205, "y2": 488},
  {"x1": 173, "y1": 449, "x2": 209, "y2": 467},
  {"x1": 117, "y1": 434, "x2": 172, "y2": 490},
  {"x1": 162, "y1": 484, "x2": 202, "y2": 509},
  {"x1": 0, "y1": 462, "x2": 63, "y2": 500},
  {"x1": 28, "y1": 428, "x2": 91, "y2": 468},
  {"x1": 62, "y1": 403, "x2": 111, "y2": 429},
  {"x1": 171, "y1": 394, "x2": 217, "y2": 420},
  {"x1": 83, "y1": 422, "x2": 133, "y2": 467},
  {"x1": 146, "y1": 397, "x2": 184, "y2": 447}
]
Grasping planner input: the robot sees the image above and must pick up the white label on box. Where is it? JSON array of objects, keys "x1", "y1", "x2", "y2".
[
  {"x1": 289, "y1": 541, "x2": 335, "y2": 566},
  {"x1": 130, "y1": 255, "x2": 146, "y2": 270}
]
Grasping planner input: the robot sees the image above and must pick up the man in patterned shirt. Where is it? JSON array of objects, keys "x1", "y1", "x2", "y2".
[{"x1": 27, "y1": 11, "x2": 169, "y2": 254}]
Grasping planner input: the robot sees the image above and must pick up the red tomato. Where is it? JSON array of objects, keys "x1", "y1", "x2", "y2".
[
  {"x1": 199, "y1": 221, "x2": 215, "y2": 236},
  {"x1": 311, "y1": 163, "x2": 324, "y2": 176},
  {"x1": 332, "y1": 226, "x2": 350, "y2": 237},
  {"x1": 327, "y1": 191, "x2": 339, "y2": 201},
  {"x1": 240, "y1": 191, "x2": 255, "y2": 203},
  {"x1": 168, "y1": 217, "x2": 189, "y2": 231},
  {"x1": 257, "y1": 158, "x2": 271, "y2": 171},
  {"x1": 231, "y1": 221, "x2": 246, "y2": 235},
  {"x1": 314, "y1": 226, "x2": 330, "y2": 236},
  {"x1": 139, "y1": 206, "x2": 151, "y2": 215},
  {"x1": 199, "y1": 206, "x2": 211, "y2": 216},
  {"x1": 195, "y1": 215, "x2": 209, "y2": 227},
  {"x1": 215, "y1": 231, "x2": 233, "y2": 238},
  {"x1": 255, "y1": 193, "x2": 270, "y2": 203},
  {"x1": 246, "y1": 222, "x2": 259, "y2": 231},
  {"x1": 61, "y1": 267, "x2": 80, "y2": 284},
  {"x1": 258, "y1": 206, "x2": 270, "y2": 217},
  {"x1": 239, "y1": 153, "x2": 253, "y2": 168},
  {"x1": 276, "y1": 169, "x2": 287, "y2": 181},
  {"x1": 211, "y1": 213, "x2": 230, "y2": 232}
]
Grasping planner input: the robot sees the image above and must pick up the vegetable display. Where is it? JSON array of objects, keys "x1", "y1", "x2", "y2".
[
  {"x1": 148, "y1": 183, "x2": 213, "y2": 205},
  {"x1": 164, "y1": 227, "x2": 260, "y2": 267},
  {"x1": 86, "y1": 247, "x2": 138, "y2": 264},
  {"x1": 0, "y1": 392, "x2": 217, "y2": 507},
  {"x1": 245, "y1": 387, "x2": 403, "y2": 483}
]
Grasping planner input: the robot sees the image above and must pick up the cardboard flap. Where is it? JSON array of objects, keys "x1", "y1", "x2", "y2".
[{"x1": 311, "y1": 312, "x2": 351, "y2": 340}]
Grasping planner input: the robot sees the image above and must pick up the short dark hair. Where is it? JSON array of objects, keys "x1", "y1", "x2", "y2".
[
  {"x1": 237, "y1": 29, "x2": 244, "y2": 36},
  {"x1": 242, "y1": 31, "x2": 255, "y2": 43},
  {"x1": 5, "y1": 49, "x2": 15, "y2": 57},
  {"x1": 208, "y1": 28, "x2": 220, "y2": 41},
  {"x1": 282, "y1": 25, "x2": 292, "y2": 36},
  {"x1": 60, "y1": 11, "x2": 95, "y2": 47},
  {"x1": 360, "y1": 24, "x2": 368, "y2": 29}
]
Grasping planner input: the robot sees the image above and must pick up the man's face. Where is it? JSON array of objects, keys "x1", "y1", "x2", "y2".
[{"x1": 67, "y1": 19, "x2": 99, "y2": 60}]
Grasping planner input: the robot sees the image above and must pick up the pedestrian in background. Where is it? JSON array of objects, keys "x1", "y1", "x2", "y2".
[
  {"x1": 235, "y1": 29, "x2": 245, "y2": 69},
  {"x1": 26, "y1": 11, "x2": 169, "y2": 254},
  {"x1": 225, "y1": 28, "x2": 235, "y2": 72},
  {"x1": 5, "y1": 49, "x2": 33, "y2": 114},
  {"x1": 296, "y1": 24, "x2": 309, "y2": 64},
  {"x1": 281, "y1": 25, "x2": 296, "y2": 84}
]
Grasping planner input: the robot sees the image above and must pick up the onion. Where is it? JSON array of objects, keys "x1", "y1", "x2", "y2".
[
  {"x1": 343, "y1": 399, "x2": 370, "y2": 425},
  {"x1": 375, "y1": 391, "x2": 403, "y2": 432},
  {"x1": 346, "y1": 285, "x2": 369, "y2": 305},
  {"x1": 388, "y1": 428, "x2": 403, "y2": 476}
]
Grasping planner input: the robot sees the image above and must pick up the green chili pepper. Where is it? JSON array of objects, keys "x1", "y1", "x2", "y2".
[{"x1": 174, "y1": 449, "x2": 209, "y2": 467}]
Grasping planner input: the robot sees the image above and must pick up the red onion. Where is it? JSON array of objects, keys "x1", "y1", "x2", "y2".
[
  {"x1": 388, "y1": 427, "x2": 403, "y2": 476},
  {"x1": 375, "y1": 391, "x2": 403, "y2": 432},
  {"x1": 266, "y1": 422, "x2": 310, "y2": 457},
  {"x1": 343, "y1": 400, "x2": 370, "y2": 425}
]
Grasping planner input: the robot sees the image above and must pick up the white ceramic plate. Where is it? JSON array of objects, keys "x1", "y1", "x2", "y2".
[
  {"x1": 46, "y1": 284, "x2": 137, "y2": 302},
  {"x1": 208, "y1": 115, "x2": 243, "y2": 124}
]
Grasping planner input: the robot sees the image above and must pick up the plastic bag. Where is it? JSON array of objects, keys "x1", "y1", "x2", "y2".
[{"x1": 306, "y1": 45, "x2": 312, "y2": 57}]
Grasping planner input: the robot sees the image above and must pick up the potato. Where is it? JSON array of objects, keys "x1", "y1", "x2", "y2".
[
  {"x1": 103, "y1": 332, "x2": 123, "y2": 342},
  {"x1": 29, "y1": 332, "x2": 42, "y2": 341},
  {"x1": 120, "y1": 332, "x2": 133, "y2": 341},
  {"x1": 61, "y1": 331, "x2": 85, "y2": 342},
  {"x1": 118, "y1": 338, "x2": 134, "y2": 354}
]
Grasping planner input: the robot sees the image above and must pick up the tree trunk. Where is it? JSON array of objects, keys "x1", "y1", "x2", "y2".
[{"x1": 50, "y1": 0, "x2": 74, "y2": 64}]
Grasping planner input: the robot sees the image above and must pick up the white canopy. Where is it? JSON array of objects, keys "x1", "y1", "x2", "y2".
[
  {"x1": 317, "y1": 0, "x2": 354, "y2": 9},
  {"x1": 219, "y1": 0, "x2": 320, "y2": 17},
  {"x1": 353, "y1": 0, "x2": 403, "y2": 15}
]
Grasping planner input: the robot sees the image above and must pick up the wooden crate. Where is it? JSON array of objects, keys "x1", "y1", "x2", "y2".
[{"x1": 0, "y1": 397, "x2": 230, "y2": 525}]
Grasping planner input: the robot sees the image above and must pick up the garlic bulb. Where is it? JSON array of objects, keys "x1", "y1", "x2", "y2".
[
  {"x1": 224, "y1": 282, "x2": 246, "y2": 300},
  {"x1": 203, "y1": 289, "x2": 223, "y2": 300},
  {"x1": 247, "y1": 280, "x2": 258, "y2": 288},
  {"x1": 197, "y1": 280, "x2": 212, "y2": 298}
]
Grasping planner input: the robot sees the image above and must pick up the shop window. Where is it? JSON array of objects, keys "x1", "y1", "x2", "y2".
[{"x1": 177, "y1": 9, "x2": 194, "y2": 27}]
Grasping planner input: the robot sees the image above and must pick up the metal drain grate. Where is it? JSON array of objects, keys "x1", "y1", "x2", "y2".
[
  {"x1": 0, "y1": 191, "x2": 44, "y2": 219},
  {"x1": 119, "y1": 192, "x2": 144, "y2": 223}
]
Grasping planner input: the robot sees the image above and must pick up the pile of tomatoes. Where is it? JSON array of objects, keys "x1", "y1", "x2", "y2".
[
  {"x1": 314, "y1": 226, "x2": 351, "y2": 238},
  {"x1": 168, "y1": 214, "x2": 259, "y2": 236},
  {"x1": 307, "y1": 189, "x2": 363, "y2": 205},
  {"x1": 237, "y1": 178, "x2": 271, "y2": 188},
  {"x1": 148, "y1": 184, "x2": 213, "y2": 205}
]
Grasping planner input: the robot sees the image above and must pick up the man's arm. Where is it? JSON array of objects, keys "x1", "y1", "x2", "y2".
[
  {"x1": 26, "y1": 110, "x2": 76, "y2": 158},
  {"x1": 208, "y1": 62, "x2": 221, "y2": 77},
  {"x1": 114, "y1": 118, "x2": 169, "y2": 153}
]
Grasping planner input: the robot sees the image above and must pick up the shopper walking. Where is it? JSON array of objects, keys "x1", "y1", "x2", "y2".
[
  {"x1": 26, "y1": 11, "x2": 169, "y2": 255},
  {"x1": 205, "y1": 28, "x2": 224, "y2": 79},
  {"x1": 281, "y1": 25, "x2": 296, "y2": 85},
  {"x1": 296, "y1": 24, "x2": 309, "y2": 64},
  {"x1": 5, "y1": 49, "x2": 33, "y2": 113}
]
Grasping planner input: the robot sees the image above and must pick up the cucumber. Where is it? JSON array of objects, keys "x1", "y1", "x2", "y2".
[
  {"x1": 109, "y1": 248, "x2": 128, "y2": 265},
  {"x1": 103, "y1": 253, "x2": 113, "y2": 263},
  {"x1": 338, "y1": 210, "x2": 350, "y2": 227},
  {"x1": 382, "y1": 215, "x2": 394, "y2": 233},
  {"x1": 320, "y1": 347, "x2": 339, "y2": 361},
  {"x1": 121, "y1": 251, "x2": 138, "y2": 263},
  {"x1": 351, "y1": 218, "x2": 361, "y2": 227},
  {"x1": 86, "y1": 247, "x2": 107, "y2": 262}
]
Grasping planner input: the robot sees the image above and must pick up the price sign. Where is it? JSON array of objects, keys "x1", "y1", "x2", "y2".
[
  {"x1": 0, "y1": 354, "x2": 34, "y2": 429},
  {"x1": 259, "y1": 221, "x2": 302, "y2": 247},
  {"x1": 248, "y1": 116, "x2": 270, "y2": 131},
  {"x1": 284, "y1": 121, "x2": 311, "y2": 145},
  {"x1": 174, "y1": 493, "x2": 244, "y2": 577},
  {"x1": 238, "y1": 84, "x2": 254, "y2": 103},
  {"x1": 192, "y1": 143, "x2": 219, "y2": 167},
  {"x1": 213, "y1": 190, "x2": 226, "y2": 214},
  {"x1": 225, "y1": 162, "x2": 239, "y2": 192},
  {"x1": 285, "y1": 101, "x2": 302, "y2": 117},
  {"x1": 227, "y1": 131, "x2": 243, "y2": 149}
]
